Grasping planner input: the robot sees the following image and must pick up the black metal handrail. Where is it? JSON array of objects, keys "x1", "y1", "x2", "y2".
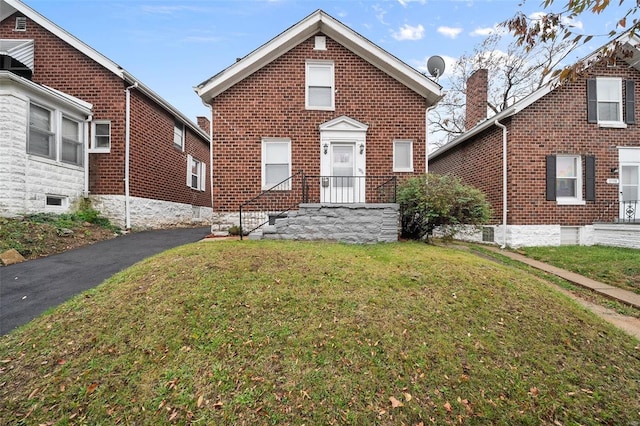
[
  {"x1": 239, "y1": 171, "x2": 304, "y2": 240},
  {"x1": 301, "y1": 175, "x2": 397, "y2": 204},
  {"x1": 618, "y1": 200, "x2": 639, "y2": 223},
  {"x1": 594, "y1": 200, "x2": 640, "y2": 224}
]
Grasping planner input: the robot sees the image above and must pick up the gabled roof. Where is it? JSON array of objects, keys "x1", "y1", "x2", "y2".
[
  {"x1": 0, "y1": 0, "x2": 208, "y2": 141},
  {"x1": 195, "y1": 9, "x2": 443, "y2": 106},
  {"x1": 429, "y1": 32, "x2": 640, "y2": 160}
]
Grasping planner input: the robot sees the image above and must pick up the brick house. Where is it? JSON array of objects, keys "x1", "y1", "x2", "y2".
[
  {"x1": 429, "y1": 34, "x2": 640, "y2": 248},
  {"x1": 0, "y1": 0, "x2": 211, "y2": 229},
  {"x1": 195, "y1": 10, "x2": 442, "y2": 241}
]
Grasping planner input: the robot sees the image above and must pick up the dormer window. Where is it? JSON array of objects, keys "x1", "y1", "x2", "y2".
[{"x1": 15, "y1": 17, "x2": 26, "y2": 31}]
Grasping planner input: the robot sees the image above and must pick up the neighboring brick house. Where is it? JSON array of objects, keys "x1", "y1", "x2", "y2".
[
  {"x1": 0, "y1": 0, "x2": 211, "y2": 229},
  {"x1": 195, "y1": 10, "x2": 442, "y2": 238},
  {"x1": 429, "y1": 34, "x2": 640, "y2": 248}
]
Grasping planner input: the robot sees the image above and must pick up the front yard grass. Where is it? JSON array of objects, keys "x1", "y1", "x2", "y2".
[
  {"x1": 1, "y1": 241, "x2": 639, "y2": 424},
  {"x1": 520, "y1": 245, "x2": 640, "y2": 294}
]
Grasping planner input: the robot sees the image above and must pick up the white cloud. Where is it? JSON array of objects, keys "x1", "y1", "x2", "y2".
[
  {"x1": 372, "y1": 4, "x2": 388, "y2": 25},
  {"x1": 470, "y1": 26, "x2": 496, "y2": 37},
  {"x1": 437, "y1": 26, "x2": 463, "y2": 39},
  {"x1": 392, "y1": 24, "x2": 425, "y2": 41},
  {"x1": 529, "y1": 11, "x2": 584, "y2": 31},
  {"x1": 397, "y1": 0, "x2": 427, "y2": 6}
]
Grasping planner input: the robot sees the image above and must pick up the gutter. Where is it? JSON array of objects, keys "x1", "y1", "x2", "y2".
[
  {"x1": 124, "y1": 81, "x2": 138, "y2": 230},
  {"x1": 494, "y1": 119, "x2": 508, "y2": 249},
  {"x1": 425, "y1": 104, "x2": 437, "y2": 173}
]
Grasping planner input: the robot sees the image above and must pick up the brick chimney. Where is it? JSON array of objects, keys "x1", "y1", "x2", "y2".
[
  {"x1": 465, "y1": 69, "x2": 488, "y2": 130},
  {"x1": 196, "y1": 116, "x2": 211, "y2": 135}
]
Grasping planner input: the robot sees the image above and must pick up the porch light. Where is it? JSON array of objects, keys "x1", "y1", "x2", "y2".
[
  {"x1": 359, "y1": 142, "x2": 365, "y2": 154},
  {"x1": 611, "y1": 167, "x2": 619, "y2": 174},
  {"x1": 323, "y1": 143, "x2": 328, "y2": 154}
]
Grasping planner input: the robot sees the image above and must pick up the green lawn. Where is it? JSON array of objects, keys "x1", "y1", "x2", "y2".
[
  {"x1": 520, "y1": 245, "x2": 640, "y2": 294},
  {"x1": 1, "y1": 241, "x2": 639, "y2": 425}
]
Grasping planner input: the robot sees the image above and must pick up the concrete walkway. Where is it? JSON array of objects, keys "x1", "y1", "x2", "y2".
[{"x1": 483, "y1": 246, "x2": 640, "y2": 309}]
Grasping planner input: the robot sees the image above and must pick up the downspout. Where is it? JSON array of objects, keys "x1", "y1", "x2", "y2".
[
  {"x1": 494, "y1": 119, "x2": 508, "y2": 249},
  {"x1": 205, "y1": 101, "x2": 214, "y2": 232},
  {"x1": 124, "y1": 82, "x2": 138, "y2": 230},
  {"x1": 83, "y1": 114, "x2": 93, "y2": 198}
]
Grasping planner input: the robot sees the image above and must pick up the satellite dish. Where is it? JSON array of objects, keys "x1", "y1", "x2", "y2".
[{"x1": 427, "y1": 55, "x2": 445, "y2": 80}]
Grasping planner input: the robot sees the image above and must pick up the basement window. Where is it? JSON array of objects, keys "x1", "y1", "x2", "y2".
[
  {"x1": 482, "y1": 226, "x2": 495, "y2": 243},
  {"x1": 46, "y1": 195, "x2": 67, "y2": 208}
]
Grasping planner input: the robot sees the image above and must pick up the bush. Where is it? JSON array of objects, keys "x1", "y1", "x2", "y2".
[{"x1": 397, "y1": 173, "x2": 492, "y2": 241}]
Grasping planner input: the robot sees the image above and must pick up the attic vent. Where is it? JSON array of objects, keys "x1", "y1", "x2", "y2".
[
  {"x1": 15, "y1": 17, "x2": 26, "y2": 31},
  {"x1": 314, "y1": 35, "x2": 326, "y2": 50}
]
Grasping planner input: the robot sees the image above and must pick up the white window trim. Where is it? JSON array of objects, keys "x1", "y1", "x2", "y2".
[
  {"x1": 596, "y1": 77, "x2": 626, "y2": 128},
  {"x1": 556, "y1": 155, "x2": 585, "y2": 205},
  {"x1": 27, "y1": 100, "x2": 85, "y2": 169},
  {"x1": 186, "y1": 154, "x2": 206, "y2": 191},
  {"x1": 90, "y1": 120, "x2": 111, "y2": 153},
  {"x1": 305, "y1": 60, "x2": 335, "y2": 111},
  {"x1": 261, "y1": 137, "x2": 292, "y2": 190},
  {"x1": 174, "y1": 122, "x2": 185, "y2": 151},
  {"x1": 61, "y1": 115, "x2": 83, "y2": 167},
  {"x1": 393, "y1": 139, "x2": 414, "y2": 172}
]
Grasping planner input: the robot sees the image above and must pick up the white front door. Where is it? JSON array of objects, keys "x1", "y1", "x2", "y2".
[
  {"x1": 618, "y1": 148, "x2": 640, "y2": 221},
  {"x1": 620, "y1": 165, "x2": 639, "y2": 221},
  {"x1": 318, "y1": 116, "x2": 368, "y2": 204},
  {"x1": 323, "y1": 143, "x2": 363, "y2": 203}
]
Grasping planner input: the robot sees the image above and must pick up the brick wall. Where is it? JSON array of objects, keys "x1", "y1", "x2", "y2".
[
  {"x1": 209, "y1": 35, "x2": 427, "y2": 211},
  {"x1": 0, "y1": 12, "x2": 210, "y2": 208},
  {"x1": 465, "y1": 69, "x2": 488, "y2": 130},
  {"x1": 430, "y1": 62, "x2": 640, "y2": 227}
]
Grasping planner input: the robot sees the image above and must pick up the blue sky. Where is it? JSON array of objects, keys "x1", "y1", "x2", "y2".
[{"x1": 23, "y1": 0, "x2": 627, "y2": 123}]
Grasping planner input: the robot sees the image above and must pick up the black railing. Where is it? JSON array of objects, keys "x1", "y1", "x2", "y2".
[
  {"x1": 302, "y1": 175, "x2": 397, "y2": 204},
  {"x1": 239, "y1": 174, "x2": 398, "y2": 239},
  {"x1": 618, "y1": 200, "x2": 639, "y2": 223},
  {"x1": 239, "y1": 171, "x2": 304, "y2": 240}
]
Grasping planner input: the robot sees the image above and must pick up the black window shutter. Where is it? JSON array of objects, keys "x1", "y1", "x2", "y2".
[
  {"x1": 587, "y1": 78, "x2": 597, "y2": 123},
  {"x1": 546, "y1": 155, "x2": 556, "y2": 201},
  {"x1": 625, "y1": 80, "x2": 636, "y2": 124},
  {"x1": 585, "y1": 155, "x2": 596, "y2": 202}
]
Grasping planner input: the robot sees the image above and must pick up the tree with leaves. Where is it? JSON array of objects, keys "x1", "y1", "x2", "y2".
[
  {"x1": 429, "y1": 32, "x2": 573, "y2": 147},
  {"x1": 502, "y1": 0, "x2": 639, "y2": 80}
]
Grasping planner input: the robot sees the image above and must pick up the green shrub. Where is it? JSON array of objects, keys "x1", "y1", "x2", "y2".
[{"x1": 397, "y1": 173, "x2": 492, "y2": 241}]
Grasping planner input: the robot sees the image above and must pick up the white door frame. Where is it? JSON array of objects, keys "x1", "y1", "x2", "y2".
[
  {"x1": 319, "y1": 116, "x2": 368, "y2": 203},
  {"x1": 618, "y1": 147, "x2": 640, "y2": 220}
]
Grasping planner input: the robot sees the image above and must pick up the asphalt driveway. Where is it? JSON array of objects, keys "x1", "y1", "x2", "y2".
[{"x1": 0, "y1": 227, "x2": 210, "y2": 335}]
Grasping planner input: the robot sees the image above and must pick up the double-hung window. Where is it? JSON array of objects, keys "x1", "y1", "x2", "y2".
[
  {"x1": 262, "y1": 138, "x2": 291, "y2": 190},
  {"x1": 91, "y1": 121, "x2": 111, "y2": 152},
  {"x1": 28, "y1": 103, "x2": 55, "y2": 160},
  {"x1": 546, "y1": 155, "x2": 596, "y2": 205},
  {"x1": 174, "y1": 122, "x2": 184, "y2": 150},
  {"x1": 393, "y1": 140, "x2": 413, "y2": 172},
  {"x1": 587, "y1": 77, "x2": 635, "y2": 127},
  {"x1": 306, "y1": 61, "x2": 334, "y2": 110},
  {"x1": 556, "y1": 156, "x2": 581, "y2": 200},
  {"x1": 61, "y1": 117, "x2": 83, "y2": 166},
  {"x1": 187, "y1": 155, "x2": 206, "y2": 191}
]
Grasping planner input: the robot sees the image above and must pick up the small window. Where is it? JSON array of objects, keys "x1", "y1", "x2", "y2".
[
  {"x1": 46, "y1": 195, "x2": 67, "y2": 207},
  {"x1": 174, "y1": 122, "x2": 184, "y2": 150},
  {"x1": 306, "y1": 61, "x2": 334, "y2": 110},
  {"x1": 596, "y1": 78, "x2": 623, "y2": 124},
  {"x1": 187, "y1": 155, "x2": 206, "y2": 191},
  {"x1": 556, "y1": 156, "x2": 580, "y2": 199},
  {"x1": 61, "y1": 117, "x2": 83, "y2": 166},
  {"x1": 393, "y1": 140, "x2": 413, "y2": 172},
  {"x1": 91, "y1": 121, "x2": 111, "y2": 151},
  {"x1": 28, "y1": 103, "x2": 55, "y2": 160},
  {"x1": 15, "y1": 17, "x2": 26, "y2": 31},
  {"x1": 262, "y1": 138, "x2": 291, "y2": 190}
]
